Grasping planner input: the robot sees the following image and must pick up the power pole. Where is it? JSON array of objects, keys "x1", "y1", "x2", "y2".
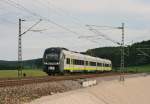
[
  {"x1": 120, "y1": 23, "x2": 125, "y2": 81},
  {"x1": 18, "y1": 19, "x2": 42, "y2": 78},
  {"x1": 85, "y1": 23, "x2": 125, "y2": 81},
  {"x1": 18, "y1": 19, "x2": 25, "y2": 78}
]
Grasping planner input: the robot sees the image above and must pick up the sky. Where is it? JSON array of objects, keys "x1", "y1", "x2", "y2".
[{"x1": 0, "y1": 0, "x2": 150, "y2": 60}]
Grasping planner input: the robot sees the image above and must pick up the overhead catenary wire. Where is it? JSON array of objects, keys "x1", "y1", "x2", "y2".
[
  {"x1": 27, "y1": 0, "x2": 92, "y2": 37},
  {"x1": 20, "y1": 19, "x2": 42, "y2": 36},
  {"x1": 1, "y1": 0, "x2": 37, "y2": 18},
  {"x1": 1, "y1": 0, "x2": 100, "y2": 44},
  {"x1": 86, "y1": 24, "x2": 122, "y2": 30},
  {"x1": 2, "y1": 0, "x2": 98, "y2": 48},
  {"x1": 2, "y1": 0, "x2": 81, "y2": 36},
  {"x1": 83, "y1": 25, "x2": 121, "y2": 45},
  {"x1": 34, "y1": 0, "x2": 92, "y2": 36},
  {"x1": 137, "y1": 47, "x2": 150, "y2": 57},
  {"x1": 42, "y1": 0, "x2": 85, "y2": 25}
]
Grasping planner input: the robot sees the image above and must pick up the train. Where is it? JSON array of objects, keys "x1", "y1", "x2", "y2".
[{"x1": 43, "y1": 47, "x2": 112, "y2": 75}]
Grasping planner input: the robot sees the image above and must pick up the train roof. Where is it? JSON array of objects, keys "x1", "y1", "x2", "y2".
[
  {"x1": 45, "y1": 47, "x2": 68, "y2": 51},
  {"x1": 44, "y1": 47, "x2": 111, "y2": 64},
  {"x1": 63, "y1": 50, "x2": 111, "y2": 64}
]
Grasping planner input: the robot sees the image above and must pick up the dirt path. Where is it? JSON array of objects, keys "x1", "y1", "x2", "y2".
[{"x1": 29, "y1": 75, "x2": 150, "y2": 104}]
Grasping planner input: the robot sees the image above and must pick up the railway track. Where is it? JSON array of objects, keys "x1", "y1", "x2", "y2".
[{"x1": 0, "y1": 72, "x2": 123, "y2": 88}]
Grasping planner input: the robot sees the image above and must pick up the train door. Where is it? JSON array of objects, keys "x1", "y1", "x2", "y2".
[
  {"x1": 70, "y1": 58, "x2": 74, "y2": 72},
  {"x1": 59, "y1": 52, "x2": 65, "y2": 73}
]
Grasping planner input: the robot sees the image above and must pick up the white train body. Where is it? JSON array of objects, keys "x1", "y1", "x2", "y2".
[{"x1": 43, "y1": 47, "x2": 112, "y2": 75}]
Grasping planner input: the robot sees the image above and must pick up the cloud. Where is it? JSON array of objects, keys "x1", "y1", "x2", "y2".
[
  {"x1": 49, "y1": 0, "x2": 149, "y2": 13},
  {"x1": 0, "y1": 0, "x2": 150, "y2": 60}
]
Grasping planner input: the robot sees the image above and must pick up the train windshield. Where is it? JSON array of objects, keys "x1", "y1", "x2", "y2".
[
  {"x1": 46, "y1": 53, "x2": 59, "y2": 62},
  {"x1": 44, "y1": 48, "x2": 61, "y2": 62}
]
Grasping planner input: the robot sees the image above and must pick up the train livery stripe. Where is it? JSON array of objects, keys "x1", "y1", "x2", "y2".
[{"x1": 64, "y1": 67, "x2": 111, "y2": 71}]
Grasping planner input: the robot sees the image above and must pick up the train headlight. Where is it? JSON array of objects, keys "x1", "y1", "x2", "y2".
[
  {"x1": 44, "y1": 62, "x2": 48, "y2": 64},
  {"x1": 48, "y1": 66, "x2": 55, "y2": 70}
]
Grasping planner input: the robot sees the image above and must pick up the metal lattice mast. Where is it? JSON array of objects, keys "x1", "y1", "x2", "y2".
[
  {"x1": 120, "y1": 23, "x2": 125, "y2": 81},
  {"x1": 18, "y1": 19, "x2": 24, "y2": 78},
  {"x1": 18, "y1": 19, "x2": 42, "y2": 78},
  {"x1": 85, "y1": 23, "x2": 125, "y2": 81}
]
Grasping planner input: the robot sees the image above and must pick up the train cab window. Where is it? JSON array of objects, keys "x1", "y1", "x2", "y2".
[{"x1": 66, "y1": 58, "x2": 70, "y2": 64}]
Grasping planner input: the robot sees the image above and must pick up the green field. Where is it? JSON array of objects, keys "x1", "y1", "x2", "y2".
[
  {"x1": 125, "y1": 64, "x2": 150, "y2": 73},
  {"x1": 0, "y1": 69, "x2": 47, "y2": 78},
  {"x1": 0, "y1": 64, "x2": 150, "y2": 78}
]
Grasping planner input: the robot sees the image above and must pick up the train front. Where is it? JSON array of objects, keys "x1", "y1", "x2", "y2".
[{"x1": 43, "y1": 48, "x2": 61, "y2": 75}]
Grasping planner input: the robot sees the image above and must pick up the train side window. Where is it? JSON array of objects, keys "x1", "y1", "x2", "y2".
[
  {"x1": 105, "y1": 64, "x2": 109, "y2": 67},
  {"x1": 71, "y1": 59, "x2": 74, "y2": 65},
  {"x1": 76, "y1": 60, "x2": 79, "y2": 65},
  {"x1": 73, "y1": 59, "x2": 76, "y2": 65},
  {"x1": 76, "y1": 59, "x2": 79, "y2": 65},
  {"x1": 109, "y1": 64, "x2": 111, "y2": 67},
  {"x1": 74, "y1": 59, "x2": 76, "y2": 65},
  {"x1": 81, "y1": 60, "x2": 84, "y2": 65},
  {"x1": 97, "y1": 63, "x2": 99, "y2": 66},
  {"x1": 66, "y1": 58, "x2": 70, "y2": 64},
  {"x1": 86, "y1": 61, "x2": 88, "y2": 65},
  {"x1": 98, "y1": 63, "x2": 102, "y2": 66},
  {"x1": 74, "y1": 60, "x2": 84, "y2": 65},
  {"x1": 90, "y1": 62, "x2": 96, "y2": 66}
]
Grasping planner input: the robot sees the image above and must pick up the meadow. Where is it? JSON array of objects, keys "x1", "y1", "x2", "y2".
[
  {"x1": 0, "y1": 69, "x2": 47, "y2": 78},
  {"x1": 0, "y1": 64, "x2": 150, "y2": 78},
  {"x1": 125, "y1": 64, "x2": 150, "y2": 73}
]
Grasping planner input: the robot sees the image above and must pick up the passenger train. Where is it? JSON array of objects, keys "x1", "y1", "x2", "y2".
[{"x1": 43, "y1": 47, "x2": 112, "y2": 75}]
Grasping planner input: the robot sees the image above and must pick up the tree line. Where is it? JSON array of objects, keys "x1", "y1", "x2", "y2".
[
  {"x1": 0, "y1": 40, "x2": 150, "y2": 70},
  {"x1": 86, "y1": 40, "x2": 150, "y2": 67}
]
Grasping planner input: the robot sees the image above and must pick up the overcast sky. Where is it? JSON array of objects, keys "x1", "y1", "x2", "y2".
[{"x1": 0, "y1": 0, "x2": 150, "y2": 60}]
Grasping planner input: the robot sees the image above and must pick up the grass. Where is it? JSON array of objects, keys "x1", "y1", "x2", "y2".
[
  {"x1": 125, "y1": 64, "x2": 150, "y2": 73},
  {"x1": 0, "y1": 64, "x2": 150, "y2": 78},
  {"x1": 0, "y1": 69, "x2": 47, "y2": 78}
]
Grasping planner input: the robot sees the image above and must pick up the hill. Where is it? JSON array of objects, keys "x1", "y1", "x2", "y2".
[
  {"x1": 0, "y1": 59, "x2": 42, "y2": 70},
  {"x1": 0, "y1": 40, "x2": 150, "y2": 70},
  {"x1": 86, "y1": 40, "x2": 150, "y2": 67}
]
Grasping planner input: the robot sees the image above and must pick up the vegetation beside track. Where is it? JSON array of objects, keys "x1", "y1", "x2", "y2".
[
  {"x1": 0, "y1": 64, "x2": 150, "y2": 79},
  {"x1": 86, "y1": 40, "x2": 150, "y2": 67},
  {"x1": 0, "y1": 69, "x2": 47, "y2": 78},
  {"x1": 125, "y1": 64, "x2": 150, "y2": 73},
  {"x1": 1, "y1": 40, "x2": 150, "y2": 70},
  {"x1": 113, "y1": 64, "x2": 150, "y2": 73}
]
